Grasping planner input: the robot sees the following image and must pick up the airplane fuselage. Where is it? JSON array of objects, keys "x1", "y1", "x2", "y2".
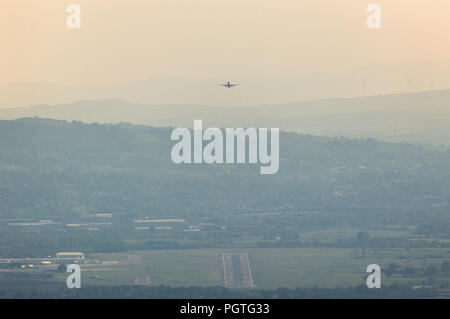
[{"x1": 221, "y1": 81, "x2": 238, "y2": 88}]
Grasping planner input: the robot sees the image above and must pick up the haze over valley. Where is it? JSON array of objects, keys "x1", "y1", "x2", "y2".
[{"x1": 1, "y1": 89, "x2": 449, "y2": 144}]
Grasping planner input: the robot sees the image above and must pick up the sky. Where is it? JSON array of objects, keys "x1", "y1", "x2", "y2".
[{"x1": 2, "y1": 0, "x2": 450, "y2": 85}]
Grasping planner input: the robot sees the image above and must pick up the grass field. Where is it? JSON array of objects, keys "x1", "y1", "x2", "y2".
[
  {"x1": 75, "y1": 247, "x2": 450, "y2": 289},
  {"x1": 2, "y1": 225, "x2": 449, "y2": 290}
]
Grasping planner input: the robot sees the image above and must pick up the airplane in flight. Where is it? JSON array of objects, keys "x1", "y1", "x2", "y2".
[{"x1": 220, "y1": 81, "x2": 239, "y2": 88}]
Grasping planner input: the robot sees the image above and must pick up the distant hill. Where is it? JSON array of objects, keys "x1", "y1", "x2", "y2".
[
  {"x1": 0, "y1": 118, "x2": 449, "y2": 218},
  {"x1": 2, "y1": 60, "x2": 450, "y2": 107},
  {"x1": 1, "y1": 89, "x2": 450, "y2": 144}
]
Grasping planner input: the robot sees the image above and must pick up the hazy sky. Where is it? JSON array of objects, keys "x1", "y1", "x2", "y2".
[{"x1": 2, "y1": 0, "x2": 450, "y2": 85}]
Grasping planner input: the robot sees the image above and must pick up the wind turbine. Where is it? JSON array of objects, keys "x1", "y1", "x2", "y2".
[
  {"x1": 360, "y1": 81, "x2": 367, "y2": 97},
  {"x1": 405, "y1": 76, "x2": 413, "y2": 94},
  {"x1": 428, "y1": 75, "x2": 437, "y2": 91}
]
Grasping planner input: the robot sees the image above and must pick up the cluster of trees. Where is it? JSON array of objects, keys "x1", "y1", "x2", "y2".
[
  {"x1": 383, "y1": 261, "x2": 450, "y2": 278},
  {"x1": 0, "y1": 229, "x2": 129, "y2": 258},
  {"x1": 0, "y1": 283, "x2": 436, "y2": 299}
]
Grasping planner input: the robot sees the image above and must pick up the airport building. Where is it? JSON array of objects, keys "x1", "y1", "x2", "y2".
[{"x1": 56, "y1": 252, "x2": 85, "y2": 261}]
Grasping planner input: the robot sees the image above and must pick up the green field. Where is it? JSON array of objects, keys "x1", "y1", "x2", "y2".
[{"x1": 74, "y1": 247, "x2": 450, "y2": 289}]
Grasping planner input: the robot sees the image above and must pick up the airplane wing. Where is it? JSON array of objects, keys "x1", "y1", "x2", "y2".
[{"x1": 219, "y1": 83, "x2": 239, "y2": 87}]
